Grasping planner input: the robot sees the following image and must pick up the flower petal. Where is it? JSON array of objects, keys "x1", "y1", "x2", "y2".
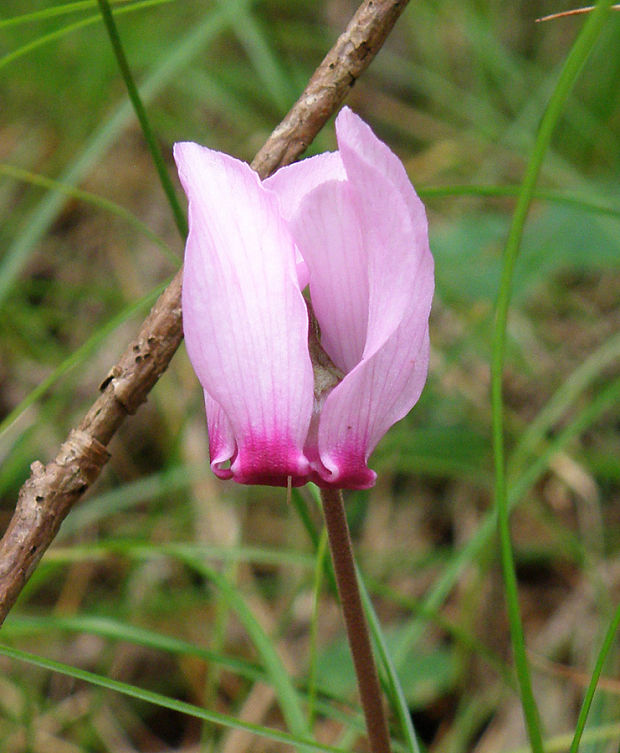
[
  {"x1": 284, "y1": 179, "x2": 369, "y2": 374},
  {"x1": 265, "y1": 151, "x2": 346, "y2": 292},
  {"x1": 296, "y1": 109, "x2": 435, "y2": 487},
  {"x1": 335, "y1": 108, "x2": 432, "y2": 361},
  {"x1": 335, "y1": 107, "x2": 428, "y2": 259},
  {"x1": 264, "y1": 151, "x2": 345, "y2": 221},
  {"x1": 317, "y1": 300, "x2": 432, "y2": 489},
  {"x1": 176, "y1": 142, "x2": 314, "y2": 485}
]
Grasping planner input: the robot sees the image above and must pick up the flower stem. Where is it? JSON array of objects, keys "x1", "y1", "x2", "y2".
[{"x1": 320, "y1": 488, "x2": 392, "y2": 753}]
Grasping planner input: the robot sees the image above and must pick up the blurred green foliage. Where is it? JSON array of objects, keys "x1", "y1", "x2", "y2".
[{"x1": 0, "y1": 1, "x2": 619, "y2": 752}]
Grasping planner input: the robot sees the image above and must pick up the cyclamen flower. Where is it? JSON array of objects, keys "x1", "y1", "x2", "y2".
[{"x1": 175, "y1": 107, "x2": 434, "y2": 490}]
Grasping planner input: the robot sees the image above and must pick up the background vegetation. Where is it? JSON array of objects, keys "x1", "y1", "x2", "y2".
[{"x1": 0, "y1": 1, "x2": 619, "y2": 752}]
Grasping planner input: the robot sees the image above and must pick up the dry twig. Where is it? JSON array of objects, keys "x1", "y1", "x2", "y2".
[
  {"x1": 536, "y1": 5, "x2": 620, "y2": 22},
  {"x1": 0, "y1": 0, "x2": 410, "y2": 626}
]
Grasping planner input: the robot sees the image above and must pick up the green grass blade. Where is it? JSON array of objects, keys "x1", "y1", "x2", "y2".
[
  {"x1": 0, "y1": 163, "x2": 177, "y2": 262},
  {"x1": 0, "y1": 282, "x2": 166, "y2": 437},
  {"x1": 508, "y1": 376, "x2": 620, "y2": 520},
  {"x1": 391, "y1": 375, "x2": 620, "y2": 671},
  {"x1": 0, "y1": 0, "x2": 133, "y2": 29},
  {"x1": 374, "y1": 581, "x2": 515, "y2": 691},
  {"x1": 0, "y1": 0, "x2": 171, "y2": 71},
  {"x1": 176, "y1": 556, "x2": 311, "y2": 742},
  {"x1": 34, "y1": 540, "x2": 316, "y2": 570},
  {"x1": 357, "y1": 569, "x2": 421, "y2": 753},
  {"x1": 418, "y1": 184, "x2": 620, "y2": 219},
  {"x1": 290, "y1": 489, "x2": 320, "y2": 548},
  {"x1": 508, "y1": 331, "x2": 620, "y2": 477},
  {"x1": 308, "y1": 527, "x2": 329, "y2": 728},
  {"x1": 569, "y1": 604, "x2": 620, "y2": 753},
  {"x1": 3, "y1": 614, "x2": 263, "y2": 683},
  {"x1": 2, "y1": 612, "x2": 368, "y2": 742},
  {"x1": 512, "y1": 723, "x2": 620, "y2": 753},
  {"x1": 0, "y1": 643, "x2": 344, "y2": 753},
  {"x1": 56, "y1": 464, "x2": 209, "y2": 537},
  {"x1": 490, "y1": 4, "x2": 614, "y2": 750},
  {"x1": 96, "y1": 0, "x2": 188, "y2": 238},
  {"x1": 219, "y1": 1, "x2": 294, "y2": 113},
  {"x1": 0, "y1": 0, "x2": 249, "y2": 310}
]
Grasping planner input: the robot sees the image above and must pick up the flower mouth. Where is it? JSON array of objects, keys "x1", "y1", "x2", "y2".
[{"x1": 305, "y1": 297, "x2": 345, "y2": 403}]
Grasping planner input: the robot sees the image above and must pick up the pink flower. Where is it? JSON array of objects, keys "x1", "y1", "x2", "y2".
[{"x1": 175, "y1": 108, "x2": 434, "y2": 490}]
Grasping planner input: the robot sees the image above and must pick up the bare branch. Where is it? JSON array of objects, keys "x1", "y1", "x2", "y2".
[{"x1": 0, "y1": 0, "x2": 410, "y2": 626}]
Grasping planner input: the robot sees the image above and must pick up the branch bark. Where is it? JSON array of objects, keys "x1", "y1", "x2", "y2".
[{"x1": 0, "y1": 0, "x2": 410, "y2": 626}]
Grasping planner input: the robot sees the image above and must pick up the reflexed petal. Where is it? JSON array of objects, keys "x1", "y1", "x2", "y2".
[
  {"x1": 175, "y1": 142, "x2": 314, "y2": 485},
  {"x1": 336, "y1": 116, "x2": 430, "y2": 360},
  {"x1": 335, "y1": 107, "x2": 429, "y2": 259}
]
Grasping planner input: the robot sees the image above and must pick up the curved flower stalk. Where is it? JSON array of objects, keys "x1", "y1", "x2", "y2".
[{"x1": 175, "y1": 108, "x2": 434, "y2": 490}]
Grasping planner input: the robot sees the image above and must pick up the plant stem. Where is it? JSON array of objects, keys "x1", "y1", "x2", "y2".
[
  {"x1": 320, "y1": 488, "x2": 392, "y2": 753},
  {"x1": 96, "y1": 0, "x2": 188, "y2": 239}
]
